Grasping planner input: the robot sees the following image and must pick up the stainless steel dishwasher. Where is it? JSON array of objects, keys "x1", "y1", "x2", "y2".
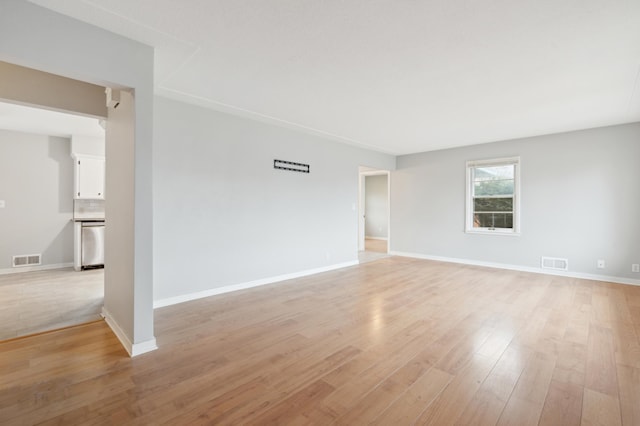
[{"x1": 81, "y1": 221, "x2": 105, "y2": 268}]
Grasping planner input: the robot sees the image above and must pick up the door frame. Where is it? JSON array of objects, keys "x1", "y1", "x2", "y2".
[{"x1": 358, "y1": 168, "x2": 391, "y2": 253}]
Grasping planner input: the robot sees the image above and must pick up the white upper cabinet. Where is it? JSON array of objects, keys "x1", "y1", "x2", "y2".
[{"x1": 73, "y1": 154, "x2": 105, "y2": 199}]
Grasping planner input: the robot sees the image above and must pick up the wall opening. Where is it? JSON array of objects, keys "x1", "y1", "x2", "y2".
[{"x1": 358, "y1": 167, "x2": 391, "y2": 263}]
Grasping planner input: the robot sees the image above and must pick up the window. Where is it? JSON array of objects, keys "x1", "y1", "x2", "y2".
[{"x1": 466, "y1": 157, "x2": 520, "y2": 235}]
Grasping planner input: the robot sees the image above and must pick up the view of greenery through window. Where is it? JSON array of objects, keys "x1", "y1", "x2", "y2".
[{"x1": 472, "y1": 165, "x2": 514, "y2": 229}]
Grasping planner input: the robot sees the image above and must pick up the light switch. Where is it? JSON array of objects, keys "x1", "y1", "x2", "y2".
[{"x1": 0, "y1": 200, "x2": 5, "y2": 208}]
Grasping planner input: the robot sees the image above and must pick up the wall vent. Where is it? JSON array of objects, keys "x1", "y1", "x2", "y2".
[
  {"x1": 12, "y1": 254, "x2": 41, "y2": 268},
  {"x1": 274, "y1": 159, "x2": 310, "y2": 173},
  {"x1": 541, "y1": 256, "x2": 568, "y2": 271}
]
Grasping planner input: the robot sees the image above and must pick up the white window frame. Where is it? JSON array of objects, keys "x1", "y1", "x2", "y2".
[{"x1": 465, "y1": 156, "x2": 521, "y2": 236}]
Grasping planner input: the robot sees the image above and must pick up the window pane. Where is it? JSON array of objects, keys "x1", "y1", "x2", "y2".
[
  {"x1": 474, "y1": 197, "x2": 513, "y2": 212},
  {"x1": 467, "y1": 159, "x2": 518, "y2": 233},
  {"x1": 474, "y1": 179, "x2": 514, "y2": 196},
  {"x1": 474, "y1": 165, "x2": 514, "y2": 181},
  {"x1": 473, "y1": 213, "x2": 513, "y2": 229}
]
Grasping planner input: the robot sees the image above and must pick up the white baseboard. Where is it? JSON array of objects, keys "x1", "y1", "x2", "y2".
[
  {"x1": 0, "y1": 262, "x2": 74, "y2": 275},
  {"x1": 154, "y1": 260, "x2": 359, "y2": 309},
  {"x1": 365, "y1": 236, "x2": 388, "y2": 241},
  {"x1": 390, "y1": 251, "x2": 640, "y2": 287},
  {"x1": 101, "y1": 307, "x2": 158, "y2": 357}
]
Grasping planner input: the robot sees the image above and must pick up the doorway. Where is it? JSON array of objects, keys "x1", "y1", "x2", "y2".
[
  {"x1": 0, "y1": 94, "x2": 106, "y2": 340},
  {"x1": 358, "y1": 167, "x2": 391, "y2": 263},
  {"x1": 0, "y1": 5, "x2": 156, "y2": 355}
]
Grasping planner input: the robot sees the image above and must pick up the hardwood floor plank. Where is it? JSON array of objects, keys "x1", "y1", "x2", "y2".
[
  {"x1": 511, "y1": 306, "x2": 553, "y2": 349},
  {"x1": 609, "y1": 287, "x2": 634, "y2": 324},
  {"x1": 317, "y1": 327, "x2": 438, "y2": 417},
  {"x1": 434, "y1": 326, "x2": 493, "y2": 374},
  {"x1": 371, "y1": 367, "x2": 453, "y2": 425},
  {"x1": 508, "y1": 350, "x2": 557, "y2": 404},
  {"x1": 495, "y1": 350, "x2": 556, "y2": 425},
  {"x1": 610, "y1": 321, "x2": 640, "y2": 369},
  {"x1": 616, "y1": 364, "x2": 640, "y2": 426},
  {"x1": 164, "y1": 377, "x2": 276, "y2": 425},
  {"x1": 496, "y1": 396, "x2": 545, "y2": 426},
  {"x1": 552, "y1": 340, "x2": 587, "y2": 386},
  {"x1": 269, "y1": 345, "x2": 362, "y2": 394},
  {"x1": 629, "y1": 306, "x2": 640, "y2": 325},
  {"x1": 585, "y1": 323, "x2": 619, "y2": 396},
  {"x1": 244, "y1": 379, "x2": 335, "y2": 425},
  {"x1": 213, "y1": 386, "x2": 288, "y2": 426},
  {"x1": 538, "y1": 379, "x2": 583, "y2": 426},
  {"x1": 332, "y1": 374, "x2": 409, "y2": 425},
  {"x1": 332, "y1": 343, "x2": 446, "y2": 425},
  {"x1": 414, "y1": 354, "x2": 497, "y2": 425},
  {"x1": 581, "y1": 388, "x2": 622, "y2": 426},
  {"x1": 590, "y1": 289, "x2": 613, "y2": 325},
  {"x1": 455, "y1": 344, "x2": 533, "y2": 426},
  {"x1": 2, "y1": 257, "x2": 640, "y2": 424},
  {"x1": 564, "y1": 310, "x2": 591, "y2": 346}
]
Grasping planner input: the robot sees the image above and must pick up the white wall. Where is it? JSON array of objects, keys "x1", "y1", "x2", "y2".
[
  {"x1": 364, "y1": 175, "x2": 388, "y2": 239},
  {"x1": 391, "y1": 122, "x2": 640, "y2": 281},
  {"x1": 71, "y1": 135, "x2": 105, "y2": 157},
  {"x1": 153, "y1": 96, "x2": 395, "y2": 302},
  {"x1": 0, "y1": 129, "x2": 73, "y2": 271},
  {"x1": 104, "y1": 90, "x2": 136, "y2": 346},
  {"x1": 0, "y1": 0, "x2": 155, "y2": 353}
]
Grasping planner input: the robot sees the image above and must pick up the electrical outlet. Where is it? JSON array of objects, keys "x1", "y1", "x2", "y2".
[
  {"x1": 633, "y1": 264, "x2": 640, "y2": 273},
  {"x1": 0, "y1": 200, "x2": 5, "y2": 208},
  {"x1": 597, "y1": 259, "x2": 605, "y2": 269}
]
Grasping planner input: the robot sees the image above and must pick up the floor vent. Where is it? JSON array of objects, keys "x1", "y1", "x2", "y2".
[
  {"x1": 12, "y1": 254, "x2": 41, "y2": 268},
  {"x1": 541, "y1": 256, "x2": 568, "y2": 271}
]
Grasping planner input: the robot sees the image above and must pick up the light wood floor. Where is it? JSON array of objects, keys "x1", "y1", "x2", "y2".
[
  {"x1": 359, "y1": 238, "x2": 390, "y2": 264},
  {"x1": 0, "y1": 268, "x2": 104, "y2": 340},
  {"x1": 2, "y1": 256, "x2": 640, "y2": 425},
  {"x1": 365, "y1": 237, "x2": 388, "y2": 253}
]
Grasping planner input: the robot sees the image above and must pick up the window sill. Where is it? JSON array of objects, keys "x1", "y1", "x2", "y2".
[{"x1": 465, "y1": 229, "x2": 521, "y2": 237}]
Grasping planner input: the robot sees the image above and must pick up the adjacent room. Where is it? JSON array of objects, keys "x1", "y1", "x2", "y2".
[
  {"x1": 1, "y1": 0, "x2": 639, "y2": 424},
  {"x1": 0, "y1": 100, "x2": 106, "y2": 340}
]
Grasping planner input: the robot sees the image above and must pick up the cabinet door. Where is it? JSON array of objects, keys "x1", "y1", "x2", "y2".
[{"x1": 77, "y1": 157, "x2": 105, "y2": 199}]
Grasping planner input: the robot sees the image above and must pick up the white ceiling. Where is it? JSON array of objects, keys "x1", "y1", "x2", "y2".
[
  {"x1": 28, "y1": 0, "x2": 640, "y2": 155},
  {"x1": 0, "y1": 101, "x2": 104, "y2": 139}
]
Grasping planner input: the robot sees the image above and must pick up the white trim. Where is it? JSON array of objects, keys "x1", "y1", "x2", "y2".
[
  {"x1": 465, "y1": 230, "x2": 522, "y2": 237},
  {"x1": 360, "y1": 170, "x2": 389, "y2": 177},
  {"x1": 390, "y1": 251, "x2": 640, "y2": 287},
  {"x1": 358, "y1": 168, "x2": 391, "y2": 254},
  {"x1": 154, "y1": 260, "x2": 359, "y2": 309},
  {"x1": 466, "y1": 156, "x2": 521, "y2": 167},
  {"x1": 358, "y1": 172, "x2": 365, "y2": 251},
  {"x1": 387, "y1": 172, "x2": 392, "y2": 253},
  {"x1": 465, "y1": 156, "x2": 521, "y2": 235},
  {"x1": 0, "y1": 262, "x2": 74, "y2": 275},
  {"x1": 365, "y1": 236, "x2": 388, "y2": 241},
  {"x1": 101, "y1": 307, "x2": 158, "y2": 357},
  {"x1": 71, "y1": 153, "x2": 105, "y2": 161},
  {"x1": 130, "y1": 339, "x2": 159, "y2": 357}
]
